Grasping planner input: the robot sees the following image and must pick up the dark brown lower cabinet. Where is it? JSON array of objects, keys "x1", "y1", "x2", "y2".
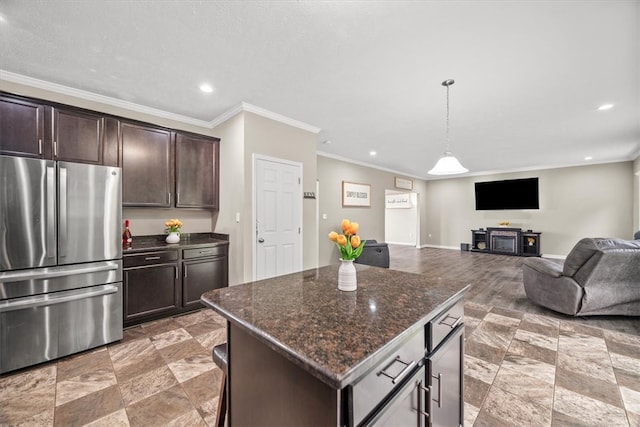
[
  {"x1": 182, "y1": 256, "x2": 228, "y2": 309},
  {"x1": 123, "y1": 250, "x2": 180, "y2": 325},
  {"x1": 123, "y1": 244, "x2": 228, "y2": 326},
  {"x1": 124, "y1": 263, "x2": 179, "y2": 323}
]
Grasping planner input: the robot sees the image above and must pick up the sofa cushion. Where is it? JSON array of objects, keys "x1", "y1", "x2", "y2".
[{"x1": 562, "y1": 237, "x2": 640, "y2": 277}]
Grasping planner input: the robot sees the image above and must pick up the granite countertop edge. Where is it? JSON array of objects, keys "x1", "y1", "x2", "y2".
[
  {"x1": 123, "y1": 232, "x2": 229, "y2": 253},
  {"x1": 202, "y1": 273, "x2": 470, "y2": 390}
]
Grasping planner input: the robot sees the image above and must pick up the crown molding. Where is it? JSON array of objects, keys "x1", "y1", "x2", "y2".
[
  {"x1": 1, "y1": 70, "x2": 321, "y2": 134},
  {"x1": 0, "y1": 70, "x2": 212, "y2": 128},
  {"x1": 317, "y1": 150, "x2": 426, "y2": 181},
  {"x1": 208, "y1": 103, "x2": 245, "y2": 128},
  {"x1": 239, "y1": 102, "x2": 321, "y2": 134}
]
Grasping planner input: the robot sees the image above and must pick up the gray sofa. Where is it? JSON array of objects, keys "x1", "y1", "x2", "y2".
[{"x1": 522, "y1": 237, "x2": 640, "y2": 316}]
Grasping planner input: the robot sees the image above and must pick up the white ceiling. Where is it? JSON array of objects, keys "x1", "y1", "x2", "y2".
[{"x1": 1, "y1": 1, "x2": 638, "y2": 179}]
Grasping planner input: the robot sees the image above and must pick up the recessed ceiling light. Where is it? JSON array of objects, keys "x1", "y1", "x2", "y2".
[
  {"x1": 597, "y1": 104, "x2": 614, "y2": 111},
  {"x1": 584, "y1": 156, "x2": 593, "y2": 161},
  {"x1": 199, "y1": 83, "x2": 214, "y2": 93},
  {"x1": 370, "y1": 151, "x2": 377, "y2": 156}
]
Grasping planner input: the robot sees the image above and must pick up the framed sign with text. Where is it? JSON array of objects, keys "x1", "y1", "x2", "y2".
[
  {"x1": 342, "y1": 181, "x2": 371, "y2": 207},
  {"x1": 394, "y1": 177, "x2": 413, "y2": 190}
]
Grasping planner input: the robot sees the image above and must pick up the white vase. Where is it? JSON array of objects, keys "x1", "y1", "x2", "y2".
[
  {"x1": 165, "y1": 232, "x2": 180, "y2": 244},
  {"x1": 338, "y1": 259, "x2": 357, "y2": 291}
]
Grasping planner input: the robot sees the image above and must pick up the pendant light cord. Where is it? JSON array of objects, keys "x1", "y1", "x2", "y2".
[{"x1": 445, "y1": 82, "x2": 450, "y2": 152}]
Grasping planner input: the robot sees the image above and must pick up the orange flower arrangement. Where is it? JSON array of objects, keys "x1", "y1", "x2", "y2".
[
  {"x1": 328, "y1": 219, "x2": 366, "y2": 260},
  {"x1": 165, "y1": 218, "x2": 183, "y2": 234}
]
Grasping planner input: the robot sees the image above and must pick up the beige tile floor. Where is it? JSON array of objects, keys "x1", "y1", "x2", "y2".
[
  {"x1": 463, "y1": 303, "x2": 640, "y2": 426},
  {"x1": 0, "y1": 309, "x2": 227, "y2": 426},
  {"x1": 1, "y1": 304, "x2": 638, "y2": 426}
]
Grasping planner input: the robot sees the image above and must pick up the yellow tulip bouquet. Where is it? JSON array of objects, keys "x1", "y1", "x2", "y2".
[
  {"x1": 165, "y1": 218, "x2": 183, "y2": 234},
  {"x1": 328, "y1": 219, "x2": 366, "y2": 261}
]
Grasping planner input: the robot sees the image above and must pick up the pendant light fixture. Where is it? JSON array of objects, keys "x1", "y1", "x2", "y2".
[{"x1": 428, "y1": 79, "x2": 468, "y2": 175}]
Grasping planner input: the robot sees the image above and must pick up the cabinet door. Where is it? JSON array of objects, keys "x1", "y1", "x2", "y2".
[
  {"x1": 121, "y1": 121, "x2": 173, "y2": 207},
  {"x1": 367, "y1": 365, "x2": 426, "y2": 427},
  {"x1": 182, "y1": 256, "x2": 227, "y2": 308},
  {"x1": 175, "y1": 132, "x2": 219, "y2": 209},
  {"x1": 0, "y1": 95, "x2": 46, "y2": 158},
  {"x1": 427, "y1": 326, "x2": 464, "y2": 427},
  {"x1": 53, "y1": 107, "x2": 104, "y2": 164},
  {"x1": 124, "y1": 264, "x2": 179, "y2": 323}
]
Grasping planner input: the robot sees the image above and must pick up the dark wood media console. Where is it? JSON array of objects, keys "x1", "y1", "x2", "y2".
[{"x1": 471, "y1": 228, "x2": 541, "y2": 256}]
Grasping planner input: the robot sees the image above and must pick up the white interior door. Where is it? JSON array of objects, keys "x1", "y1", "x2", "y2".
[{"x1": 254, "y1": 156, "x2": 302, "y2": 280}]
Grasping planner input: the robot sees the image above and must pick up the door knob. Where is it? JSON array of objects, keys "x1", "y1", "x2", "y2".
[{"x1": 258, "y1": 238, "x2": 265, "y2": 243}]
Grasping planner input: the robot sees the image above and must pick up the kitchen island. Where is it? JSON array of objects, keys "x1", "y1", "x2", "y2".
[{"x1": 201, "y1": 264, "x2": 469, "y2": 426}]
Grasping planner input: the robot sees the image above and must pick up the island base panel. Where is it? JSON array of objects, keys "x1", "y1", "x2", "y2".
[{"x1": 228, "y1": 323, "x2": 339, "y2": 426}]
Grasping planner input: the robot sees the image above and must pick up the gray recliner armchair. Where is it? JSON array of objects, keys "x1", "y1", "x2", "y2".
[
  {"x1": 522, "y1": 237, "x2": 640, "y2": 316},
  {"x1": 354, "y1": 240, "x2": 390, "y2": 268}
]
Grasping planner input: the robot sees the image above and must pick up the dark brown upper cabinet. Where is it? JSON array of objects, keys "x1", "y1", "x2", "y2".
[
  {"x1": 1, "y1": 93, "x2": 118, "y2": 166},
  {"x1": 0, "y1": 95, "x2": 46, "y2": 158},
  {"x1": 120, "y1": 121, "x2": 174, "y2": 207},
  {"x1": 175, "y1": 132, "x2": 220, "y2": 209},
  {"x1": 53, "y1": 107, "x2": 104, "y2": 164}
]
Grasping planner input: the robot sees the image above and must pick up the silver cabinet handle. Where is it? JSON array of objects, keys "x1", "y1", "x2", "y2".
[
  {"x1": 59, "y1": 166, "x2": 68, "y2": 257},
  {"x1": 176, "y1": 192, "x2": 180, "y2": 205},
  {"x1": 53, "y1": 140, "x2": 58, "y2": 157},
  {"x1": 167, "y1": 192, "x2": 171, "y2": 205},
  {"x1": 0, "y1": 263, "x2": 119, "y2": 282},
  {"x1": 378, "y1": 356, "x2": 416, "y2": 384},
  {"x1": 0, "y1": 284, "x2": 118, "y2": 313},
  {"x1": 46, "y1": 165, "x2": 55, "y2": 259},
  {"x1": 439, "y1": 314, "x2": 462, "y2": 329},
  {"x1": 145, "y1": 256, "x2": 161, "y2": 261},
  {"x1": 432, "y1": 373, "x2": 443, "y2": 408},
  {"x1": 258, "y1": 238, "x2": 265, "y2": 243},
  {"x1": 419, "y1": 381, "x2": 431, "y2": 420},
  {"x1": 38, "y1": 138, "x2": 43, "y2": 155},
  {"x1": 184, "y1": 265, "x2": 188, "y2": 278}
]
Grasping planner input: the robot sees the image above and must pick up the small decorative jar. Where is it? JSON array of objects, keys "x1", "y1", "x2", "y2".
[
  {"x1": 338, "y1": 259, "x2": 357, "y2": 291},
  {"x1": 166, "y1": 232, "x2": 180, "y2": 244}
]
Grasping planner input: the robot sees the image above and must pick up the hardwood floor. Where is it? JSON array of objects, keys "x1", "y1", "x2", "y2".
[{"x1": 388, "y1": 245, "x2": 640, "y2": 336}]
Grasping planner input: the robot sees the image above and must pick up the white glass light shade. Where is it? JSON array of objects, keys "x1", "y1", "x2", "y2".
[{"x1": 427, "y1": 151, "x2": 468, "y2": 175}]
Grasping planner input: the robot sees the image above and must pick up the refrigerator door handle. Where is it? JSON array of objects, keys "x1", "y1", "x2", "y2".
[
  {"x1": 0, "y1": 284, "x2": 119, "y2": 313},
  {"x1": 46, "y1": 166, "x2": 56, "y2": 259},
  {"x1": 59, "y1": 166, "x2": 68, "y2": 257},
  {"x1": 0, "y1": 263, "x2": 119, "y2": 283}
]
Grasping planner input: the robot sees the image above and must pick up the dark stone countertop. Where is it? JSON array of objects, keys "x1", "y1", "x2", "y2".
[
  {"x1": 123, "y1": 232, "x2": 229, "y2": 254},
  {"x1": 201, "y1": 264, "x2": 469, "y2": 389}
]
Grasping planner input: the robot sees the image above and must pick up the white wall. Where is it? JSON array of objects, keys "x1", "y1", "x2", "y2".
[
  {"x1": 634, "y1": 156, "x2": 640, "y2": 233},
  {"x1": 423, "y1": 162, "x2": 634, "y2": 255},
  {"x1": 385, "y1": 192, "x2": 418, "y2": 245},
  {"x1": 318, "y1": 154, "x2": 635, "y2": 259},
  {"x1": 317, "y1": 155, "x2": 427, "y2": 266},
  {"x1": 242, "y1": 112, "x2": 319, "y2": 280}
]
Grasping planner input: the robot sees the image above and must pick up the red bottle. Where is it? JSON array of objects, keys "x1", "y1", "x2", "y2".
[{"x1": 122, "y1": 219, "x2": 132, "y2": 246}]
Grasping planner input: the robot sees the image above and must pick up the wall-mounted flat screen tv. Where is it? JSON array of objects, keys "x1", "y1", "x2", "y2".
[{"x1": 475, "y1": 177, "x2": 539, "y2": 210}]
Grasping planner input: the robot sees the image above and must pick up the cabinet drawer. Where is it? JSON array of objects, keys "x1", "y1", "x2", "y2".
[
  {"x1": 124, "y1": 250, "x2": 178, "y2": 268},
  {"x1": 427, "y1": 299, "x2": 464, "y2": 352},
  {"x1": 182, "y1": 245, "x2": 226, "y2": 259},
  {"x1": 351, "y1": 329, "x2": 424, "y2": 426}
]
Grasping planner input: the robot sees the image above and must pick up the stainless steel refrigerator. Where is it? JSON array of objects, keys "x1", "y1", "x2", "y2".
[{"x1": 0, "y1": 155, "x2": 123, "y2": 374}]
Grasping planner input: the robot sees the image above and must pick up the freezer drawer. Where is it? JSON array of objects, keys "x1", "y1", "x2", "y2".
[{"x1": 0, "y1": 282, "x2": 123, "y2": 374}]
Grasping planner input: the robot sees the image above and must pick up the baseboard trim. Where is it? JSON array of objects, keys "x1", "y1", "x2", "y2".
[
  {"x1": 415, "y1": 245, "x2": 568, "y2": 259},
  {"x1": 419, "y1": 244, "x2": 460, "y2": 250},
  {"x1": 385, "y1": 241, "x2": 417, "y2": 246}
]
